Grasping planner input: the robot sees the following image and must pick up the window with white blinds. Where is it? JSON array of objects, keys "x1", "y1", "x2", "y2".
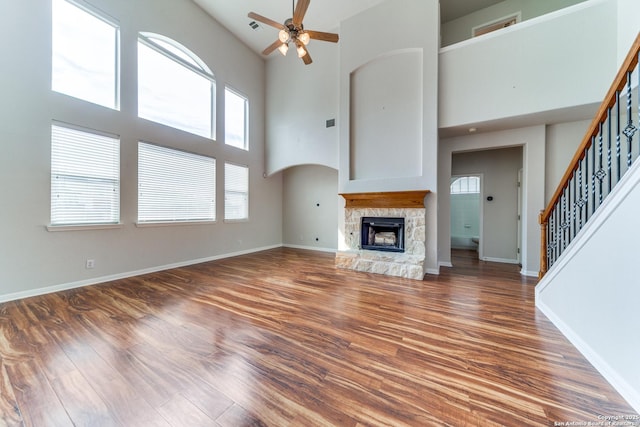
[
  {"x1": 225, "y1": 87, "x2": 248, "y2": 150},
  {"x1": 52, "y1": 0, "x2": 119, "y2": 109},
  {"x1": 138, "y1": 142, "x2": 216, "y2": 223},
  {"x1": 224, "y1": 163, "x2": 248, "y2": 220},
  {"x1": 51, "y1": 123, "x2": 120, "y2": 226}
]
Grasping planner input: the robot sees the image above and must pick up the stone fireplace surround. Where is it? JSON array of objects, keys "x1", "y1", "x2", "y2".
[{"x1": 335, "y1": 191, "x2": 430, "y2": 280}]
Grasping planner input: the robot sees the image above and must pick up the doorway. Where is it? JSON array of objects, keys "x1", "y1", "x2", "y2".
[
  {"x1": 450, "y1": 175, "x2": 483, "y2": 259},
  {"x1": 451, "y1": 146, "x2": 522, "y2": 265}
]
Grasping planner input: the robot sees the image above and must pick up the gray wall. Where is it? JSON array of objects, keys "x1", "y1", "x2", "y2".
[
  {"x1": 0, "y1": 0, "x2": 282, "y2": 301},
  {"x1": 545, "y1": 120, "x2": 591, "y2": 203},
  {"x1": 282, "y1": 165, "x2": 339, "y2": 251}
]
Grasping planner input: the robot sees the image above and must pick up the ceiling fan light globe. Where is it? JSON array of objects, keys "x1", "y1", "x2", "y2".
[
  {"x1": 278, "y1": 29, "x2": 289, "y2": 43},
  {"x1": 278, "y1": 43, "x2": 289, "y2": 56},
  {"x1": 298, "y1": 32, "x2": 310, "y2": 45},
  {"x1": 296, "y1": 44, "x2": 307, "y2": 58}
]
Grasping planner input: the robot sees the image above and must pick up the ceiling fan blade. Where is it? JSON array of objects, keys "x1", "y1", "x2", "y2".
[
  {"x1": 302, "y1": 48, "x2": 313, "y2": 65},
  {"x1": 248, "y1": 12, "x2": 285, "y2": 30},
  {"x1": 306, "y1": 30, "x2": 339, "y2": 43},
  {"x1": 292, "y1": 0, "x2": 310, "y2": 27},
  {"x1": 262, "y1": 39, "x2": 282, "y2": 56}
]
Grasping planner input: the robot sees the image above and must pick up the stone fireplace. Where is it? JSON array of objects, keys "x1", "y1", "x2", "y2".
[{"x1": 336, "y1": 191, "x2": 429, "y2": 280}]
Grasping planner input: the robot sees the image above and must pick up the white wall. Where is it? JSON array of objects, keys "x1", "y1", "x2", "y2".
[
  {"x1": 452, "y1": 147, "x2": 523, "y2": 263},
  {"x1": 441, "y1": 0, "x2": 588, "y2": 46},
  {"x1": 282, "y1": 165, "x2": 339, "y2": 251},
  {"x1": 338, "y1": 0, "x2": 440, "y2": 274},
  {"x1": 536, "y1": 161, "x2": 640, "y2": 413},
  {"x1": 265, "y1": 41, "x2": 339, "y2": 175},
  {"x1": 349, "y1": 50, "x2": 423, "y2": 181},
  {"x1": 439, "y1": 0, "x2": 617, "y2": 130},
  {"x1": 0, "y1": 0, "x2": 282, "y2": 301},
  {"x1": 617, "y1": 0, "x2": 640, "y2": 66},
  {"x1": 439, "y1": 126, "x2": 545, "y2": 275}
]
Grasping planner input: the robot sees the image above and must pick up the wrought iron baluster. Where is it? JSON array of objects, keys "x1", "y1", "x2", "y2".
[
  {"x1": 624, "y1": 72, "x2": 636, "y2": 168},
  {"x1": 607, "y1": 110, "x2": 612, "y2": 193},
  {"x1": 591, "y1": 137, "x2": 596, "y2": 216},
  {"x1": 571, "y1": 175, "x2": 577, "y2": 241},
  {"x1": 584, "y1": 147, "x2": 590, "y2": 222},
  {"x1": 598, "y1": 123, "x2": 605, "y2": 205},
  {"x1": 616, "y1": 90, "x2": 622, "y2": 183},
  {"x1": 577, "y1": 158, "x2": 584, "y2": 230},
  {"x1": 561, "y1": 190, "x2": 568, "y2": 252}
]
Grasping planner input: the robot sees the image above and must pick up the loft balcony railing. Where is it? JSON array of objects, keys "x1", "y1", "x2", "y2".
[{"x1": 539, "y1": 32, "x2": 640, "y2": 278}]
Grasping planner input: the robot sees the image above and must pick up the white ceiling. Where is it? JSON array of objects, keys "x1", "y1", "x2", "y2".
[{"x1": 193, "y1": 0, "x2": 505, "y2": 57}]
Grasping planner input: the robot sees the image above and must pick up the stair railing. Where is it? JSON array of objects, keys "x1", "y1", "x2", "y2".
[{"x1": 539, "y1": 32, "x2": 640, "y2": 279}]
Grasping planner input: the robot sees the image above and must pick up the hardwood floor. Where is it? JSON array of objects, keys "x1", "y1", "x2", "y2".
[{"x1": 0, "y1": 248, "x2": 637, "y2": 426}]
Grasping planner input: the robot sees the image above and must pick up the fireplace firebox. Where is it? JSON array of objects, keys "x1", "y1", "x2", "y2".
[{"x1": 360, "y1": 217, "x2": 405, "y2": 252}]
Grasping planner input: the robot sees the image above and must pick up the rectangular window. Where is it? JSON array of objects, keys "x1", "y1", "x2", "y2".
[
  {"x1": 224, "y1": 163, "x2": 249, "y2": 220},
  {"x1": 138, "y1": 142, "x2": 216, "y2": 223},
  {"x1": 51, "y1": 123, "x2": 120, "y2": 226},
  {"x1": 225, "y1": 87, "x2": 248, "y2": 150},
  {"x1": 52, "y1": 0, "x2": 119, "y2": 109}
]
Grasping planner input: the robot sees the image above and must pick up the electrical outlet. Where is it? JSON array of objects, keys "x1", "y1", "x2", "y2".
[{"x1": 85, "y1": 259, "x2": 95, "y2": 269}]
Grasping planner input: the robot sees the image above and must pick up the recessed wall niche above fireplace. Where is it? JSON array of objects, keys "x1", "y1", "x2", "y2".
[{"x1": 361, "y1": 217, "x2": 405, "y2": 252}]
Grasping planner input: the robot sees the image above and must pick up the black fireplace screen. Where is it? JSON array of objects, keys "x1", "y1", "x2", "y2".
[{"x1": 360, "y1": 217, "x2": 405, "y2": 252}]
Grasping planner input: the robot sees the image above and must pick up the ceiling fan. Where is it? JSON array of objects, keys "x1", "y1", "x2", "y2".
[{"x1": 248, "y1": 0, "x2": 339, "y2": 65}]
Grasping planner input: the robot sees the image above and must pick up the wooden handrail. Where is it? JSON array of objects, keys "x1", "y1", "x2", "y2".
[{"x1": 540, "y1": 32, "x2": 640, "y2": 224}]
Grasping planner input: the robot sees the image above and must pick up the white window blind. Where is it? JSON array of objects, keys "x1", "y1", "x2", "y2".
[
  {"x1": 225, "y1": 87, "x2": 248, "y2": 150},
  {"x1": 52, "y1": 0, "x2": 119, "y2": 109},
  {"x1": 51, "y1": 124, "x2": 120, "y2": 225},
  {"x1": 138, "y1": 142, "x2": 216, "y2": 223},
  {"x1": 225, "y1": 163, "x2": 248, "y2": 220}
]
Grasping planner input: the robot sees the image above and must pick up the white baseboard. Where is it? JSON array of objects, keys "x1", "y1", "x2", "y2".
[
  {"x1": 282, "y1": 244, "x2": 337, "y2": 253},
  {"x1": 439, "y1": 261, "x2": 453, "y2": 268},
  {"x1": 0, "y1": 244, "x2": 282, "y2": 304},
  {"x1": 425, "y1": 267, "x2": 440, "y2": 275},
  {"x1": 536, "y1": 299, "x2": 640, "y2": 413}
]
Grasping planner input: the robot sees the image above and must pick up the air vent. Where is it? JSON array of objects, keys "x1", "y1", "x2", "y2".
[
  {"x1": 248, "y1": 21, "x2": 260, "y2": 30},
  {"x1": 326, "y1": 118, "x2": 336, "y2": 128}
]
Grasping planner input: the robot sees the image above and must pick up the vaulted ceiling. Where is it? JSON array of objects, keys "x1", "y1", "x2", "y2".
[{"x1": 192, "y1": 0, "x2": 505, "y2": 57}]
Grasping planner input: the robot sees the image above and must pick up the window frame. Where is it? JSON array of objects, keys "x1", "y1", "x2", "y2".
[
  {"x1": 224, "y1": 86, "x2": 249, "y2": 151},
  {"x1": 224, "y1": 162, "x2": 249, "y2": 222},
  {"x1": 137, "y1": 33, "x2": 216, "y2": 139},
  {"x1": 137, "y1": 142, "x2": 217, "y2": 226},
  {"x1": 51, "y1": 0, "x2": 120, "y2": 110},
  {"x1": 48, "y1": 122, "x2": 121, "y2": 231},
  {"x1": 450, "y1": 176, "x2": 481, "y2": 195}
]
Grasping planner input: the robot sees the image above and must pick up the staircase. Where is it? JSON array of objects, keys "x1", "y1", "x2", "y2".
[{"x1": 536, "y1": 33, "x2": 640, "y2": 413}]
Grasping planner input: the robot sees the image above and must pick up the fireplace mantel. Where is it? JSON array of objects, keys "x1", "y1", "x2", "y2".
[{"x1": 340, "y1": 190, "x2": 430, "y2": 209}]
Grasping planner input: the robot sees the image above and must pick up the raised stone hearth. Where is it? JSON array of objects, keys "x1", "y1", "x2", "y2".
[{"x1": 336, "y1": 191, "x2": 429, "y2": 280}]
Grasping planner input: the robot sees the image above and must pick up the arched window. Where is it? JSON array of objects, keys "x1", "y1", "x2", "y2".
[
  {"x1": 138, "y1": 33, "x2": 215, "y2": 139},
  {"x1": 450, "y1": 176, "x2": 480, "y2": 194}
]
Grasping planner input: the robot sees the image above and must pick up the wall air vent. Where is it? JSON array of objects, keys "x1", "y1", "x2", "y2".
[{"x1": 248, "y1": 21, "x2": 261, "y2": 30}]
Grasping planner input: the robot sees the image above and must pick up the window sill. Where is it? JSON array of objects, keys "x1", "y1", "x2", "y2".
[
  {"x1": 223, "y1": 218, "x2": 249, "y2": 223},
  {"x1": 47, "y1": 223, "x2": 124, "y2": 232},
  {"x1": 135, "y1": 220, "x2": 216, "y2": 228}
]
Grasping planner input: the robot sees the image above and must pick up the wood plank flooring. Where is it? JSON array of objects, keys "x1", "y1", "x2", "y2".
[{"x1": 0, "y1": 248, "x2": 637, "y2": 426}]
